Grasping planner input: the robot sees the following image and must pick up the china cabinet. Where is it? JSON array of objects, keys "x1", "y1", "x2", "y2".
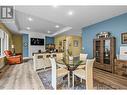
[{"x1": 93, "y1": 37, "x2": 116, "y2": 72}]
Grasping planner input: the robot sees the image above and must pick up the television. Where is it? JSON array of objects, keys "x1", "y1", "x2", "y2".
[{"x1": 31, "y1": 38, "x2": 44, "y2": 45}]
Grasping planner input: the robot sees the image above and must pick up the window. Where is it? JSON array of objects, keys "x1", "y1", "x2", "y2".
[{"x1": 0, "y1": 29, "x2": 8, "y2": 56}]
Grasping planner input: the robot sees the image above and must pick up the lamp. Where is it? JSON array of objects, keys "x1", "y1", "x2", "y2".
[
  {"x1": 11, "y1": 45, "x2": 15, "y2": 56},
  {"x1": 11, "y1": 45, "x2": 14, "y2": 48}
]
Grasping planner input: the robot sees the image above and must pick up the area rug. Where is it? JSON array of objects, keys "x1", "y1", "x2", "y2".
[{"x1": 38, "y1": 69, "x2": 113, "y2": 90}]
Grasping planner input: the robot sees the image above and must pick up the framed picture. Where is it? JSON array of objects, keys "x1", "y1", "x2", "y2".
[
  {"x1": 121, "y1": 33, "x2": 127, "y2": 44},
  {"x1": 74, "y1": 40, "x2": 78, "y2": 47}
]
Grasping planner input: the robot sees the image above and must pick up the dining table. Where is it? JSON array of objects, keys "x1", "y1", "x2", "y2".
[
  {"x1": 56, "y1": 59, "x2": 85, "y2": 72},
  {"x1": 56, "y1": 59, "x2": 85, "y2": 86}
]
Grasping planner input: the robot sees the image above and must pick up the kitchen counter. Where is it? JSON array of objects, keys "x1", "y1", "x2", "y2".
[{"x1": 32, "y1": 52, "x2": 63, "y2": 56}]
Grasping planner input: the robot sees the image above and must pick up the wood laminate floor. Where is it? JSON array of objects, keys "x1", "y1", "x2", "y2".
[
  {"x1": 94, "y1": 68, "x2": 127, "y2": 89},
  {"x1": 1, "y1": 59, "x2": 127, "y2": 90},
  {"x1": 0, "y1": 60, "x2": 44, "y2": 89}
]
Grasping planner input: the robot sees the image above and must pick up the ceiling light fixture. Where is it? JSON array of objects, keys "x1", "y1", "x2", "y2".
[
  {"x1": 28, "y1": 17, "x2": 33, "y2": 21},
  {"x1": 48, "y1": 31, "x2": 51, "y2": 33},
  {"x1": 26, "y1": 27, "x2": 30, "y2": 30},
  {"x1": 55, "y1": 25, "x2": 59, "y2": 28},
  {"x1": 52, "y1": 4, "x2": 58, "y2": 8},
  {"x1": 68, "y1": 11, "x2": 73, "y2": 16}
]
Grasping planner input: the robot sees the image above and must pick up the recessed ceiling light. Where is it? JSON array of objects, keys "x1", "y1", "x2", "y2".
[
  {"x1": 55, "y1": 25, "x2": 59, "y2": 28},
  {"x1": 28, "y1": 17, "x2": 33, "y2": 21},
  {"x1": 68, "y1": 11, "x2": 74, "y2": 16},
  {"x1": 26, "y1": 27, "x2": 30, "y2": 30},
  {"x1": 52, "y1": 5, "x2": 58, "y2": 8},
  {"x1": 48, "y1": 31, "x2": 51, "y2": 33}
]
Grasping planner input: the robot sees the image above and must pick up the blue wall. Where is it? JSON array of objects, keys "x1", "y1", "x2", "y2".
[
  {"x1": 23, "y1": 34, "x2": 29, "y2": 57},
  {"x1": 45, "y1": 36, "x2": 54, "y2": 44},
  {"x1": 82, "y1": 13, "x2": 127, "y2": 58}
]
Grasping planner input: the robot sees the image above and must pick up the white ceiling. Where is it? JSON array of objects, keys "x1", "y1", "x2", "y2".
[{"x1": 3, "y1": 6, "x2": 127, "y2": 36}]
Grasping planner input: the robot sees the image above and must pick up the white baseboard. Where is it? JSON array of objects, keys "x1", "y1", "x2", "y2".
[{"x1": 23, "y1": 57, "x2": 33, "y2": 60}]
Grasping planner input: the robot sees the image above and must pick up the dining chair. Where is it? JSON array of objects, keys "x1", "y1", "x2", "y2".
[
  {"x1": 72, "y1": 58, "x2": 95, "y2": 89},
  {"x1": 49, "y1": 58, "x2": 70, "y2": 90},
  {"x1": 77, "y1": 53, "x2": 88, "y2": 69}
]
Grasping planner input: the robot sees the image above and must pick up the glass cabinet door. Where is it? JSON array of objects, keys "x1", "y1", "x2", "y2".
[
  {"x1": 103, "y1": 39, "x2": 110, "y2": 64},
  {"x1": 95, "y1": 40, "x2": 101, "y2": 63}
]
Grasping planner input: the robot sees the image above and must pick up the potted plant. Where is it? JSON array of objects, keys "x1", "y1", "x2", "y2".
[{"x1": 67, "y1": 49, "x2": 73, "y2": 65}]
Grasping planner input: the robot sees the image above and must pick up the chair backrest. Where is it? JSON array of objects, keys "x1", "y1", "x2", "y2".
[
  {"x1": 85, "y1": 58, "x2": 95, "y2": 89},
  {"x1": 80, "y1": 53, "x2": 88, "y2": 63},
  {"x1": 4, "y1": 50, "x2": 13, "y2": 57},
  {"x1": 49, "y1": 58, "x2": 57, "y2": 90}
]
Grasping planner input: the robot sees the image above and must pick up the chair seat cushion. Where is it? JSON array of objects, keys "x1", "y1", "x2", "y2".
[
  {"x1": 57, "y1": 68, "x2": 69, "y2": 78},
  {"x1": 73, "y1": 69, "x2": 86, "y2": 79}
]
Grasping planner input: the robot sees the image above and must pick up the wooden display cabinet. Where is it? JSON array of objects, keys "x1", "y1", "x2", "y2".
[{"x1": 93, "y1": 37, "x2": 116, "y2": 72}]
